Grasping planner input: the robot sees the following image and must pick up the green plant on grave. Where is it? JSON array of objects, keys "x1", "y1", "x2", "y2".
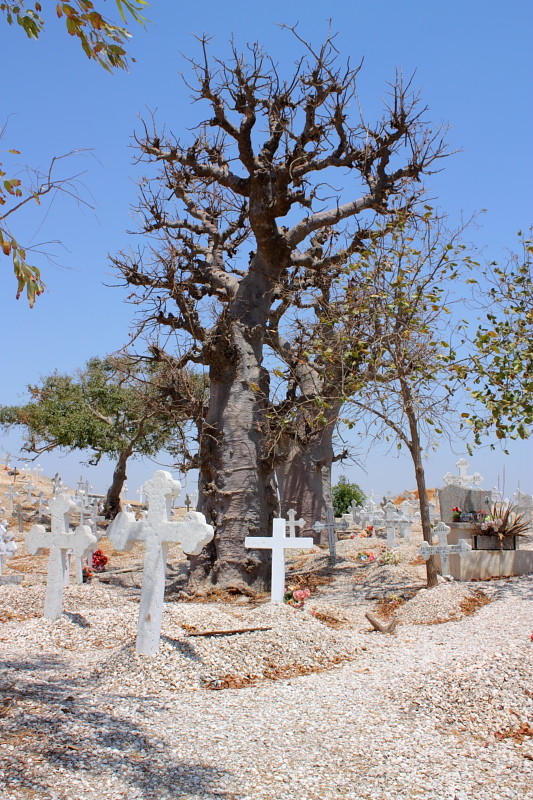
[
  {"x1": 379, "y1": 549, "x2": 402, "y2": 566},
  {"x1": 332, "y1": 476, "x2": 365, "y2": 516}
]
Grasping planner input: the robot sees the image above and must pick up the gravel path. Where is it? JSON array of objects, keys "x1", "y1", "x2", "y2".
[{"x1": 1, "y1": 560, "x2": 532, "y2": 800}]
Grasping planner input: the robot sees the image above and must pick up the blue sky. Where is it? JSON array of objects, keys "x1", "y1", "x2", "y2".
[{"x1": 0, "y1": 0, "x2": 531, "y2": 500}]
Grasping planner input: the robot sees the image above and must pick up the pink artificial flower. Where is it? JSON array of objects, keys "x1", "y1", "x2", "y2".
[{"x1": 293, "y1": 588, "x2": 310, "y2": 601}]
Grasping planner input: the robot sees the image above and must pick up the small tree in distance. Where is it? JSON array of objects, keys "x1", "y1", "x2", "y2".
[
  {"x1": 332, "y1": 476, "x2": 365, "y2": 517},
  {"x1": 0, "y1": 356, "x2": 203, "y2": 518}
]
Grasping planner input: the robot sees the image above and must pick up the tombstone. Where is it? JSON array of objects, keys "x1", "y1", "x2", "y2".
[
  {"x1": 427, "y1": 500, "x2": 436, "y2": 524},
  {"x1": 37, "y1": 491, "x2": 47, "y2": 518},
  {"x1": 514, "y1": 489, "x2": 533, "y2": 524},
  {"x1": 245, "y1": 518, "x2": 314, "y2": 603},
  {"x1": 51, "y1": 473, "x2": 63, "y2": 496},
  {"x1": 107, "y1": 470, "x2": 214, "y2": 656},
  {"x1": 419, "y1": 521, "x2": 472, "y2": 577},
  {"x1": 383, "y1": 502, "x2": 399, "y2": 548},
  {"x1": 397, "y1": 513, "x2": 411, "y2": 542},
  {"x1": 399, "y1": 500, "x2": 415, "y2": 521},
  {"x1": 443, "y1": 458, "x2": 483, "y2": 489},
  {"x1": 438, "y1": 482, "x2": 489, "y2": 525},
  {"x1": 15, "y1": 503, "x2": 24, "y2": 533},
  {"x1": 33, "y1": 463, "x2": 44, "y2": 480},
  {"x1": 25, "y1": 495, "x2": 96, "y2": 620},
  {"x1": 312, "y1": 509, "x2": 348, "y2": 565},
  {"x1": 0, "y1": 520, "x2": 17, "y2": 574},
  {"x1": 184, "y1": 491, "x2": 198, "y2": 512},
  {"x1": 286, "y1": 509, "x2": 305, "y2": 538},
  {"x1": 22, "y1": 481, "x2": 36, "y2": 503},
  {"x1": 4, "y1": 486, "x2": 18, "y2": 514},
  {"x1": 350, "y1": 500, "x2": 361, "y2": 525},
  {"x1": 492, "y1": 486, "x2": 503, "y2": 503}
]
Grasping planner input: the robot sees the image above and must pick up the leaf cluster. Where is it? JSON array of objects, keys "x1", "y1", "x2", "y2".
[
  {"x1": 0, "y1": 1, "x2": 147, "y2": 71},
  {"x1": 0, "y1": 356, "x2": 198, "y2": 464}
]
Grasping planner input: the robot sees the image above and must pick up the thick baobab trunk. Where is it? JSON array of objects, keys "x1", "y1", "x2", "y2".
[
  {"x1": 276, "y1": 405, "x2": 340, "y2": 545},
  {"x1": 187, "y1": 262, "x2": 279, "y2": 593},
  {"x1": 103, "y1": 447, "x2": 132, "y2": 520}
]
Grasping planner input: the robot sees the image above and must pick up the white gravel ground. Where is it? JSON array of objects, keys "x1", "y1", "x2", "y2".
[{"x1": 1, "y1": 533, "x2": 532, "y2": 800}]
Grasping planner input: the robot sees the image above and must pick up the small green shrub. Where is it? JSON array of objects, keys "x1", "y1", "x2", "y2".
[{"x1": 332, "y1": 476, "x2": 365, "y2": 516}]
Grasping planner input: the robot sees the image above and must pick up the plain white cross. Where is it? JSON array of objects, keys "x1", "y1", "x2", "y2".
[
  {"x1": 245, "y1": 518, "x2": 314, "y2": 602},
  {"x1": 286, "y1": 508, "x2": 306, "y2": 537},
  {"x1": 26, "y1": 494, "x2": 95, "y2": 619},
  {"x1": 419, "y1": 520, "x2": 472, "y2": 577},
  {"x1": 107, "y1": 470, "x2": 214, "y2": 655}
]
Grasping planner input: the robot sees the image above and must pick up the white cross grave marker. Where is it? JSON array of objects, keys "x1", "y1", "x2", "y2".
[
  {"x1": 443, "y1": 458, "x2": 483, "y2": 489},
  {"x1": 0, "y1": 521, "x2": 16, "y2": 575},
  {"x1": 25, "y1": 494, "x2": 96, "y2": 619},
  {"x1": 51, "y1": 473, "x2": 63, "y2": 496},
  {"x1": 4, "y1": 486, "x2": 18, "y2": 514},
  {"x1": 313, "y1": 508, "x2": 348, "y2": 565},
  {"x1": 383, "y1": 502, "x2": 399, "y2": 548},
  {"x1": 286, "y1": 508, "x2": 306, "y2": 537},
  {"x1": 419, "y1": 520, "x2": 472, "y2": 577},
  {"x1": 107, "y1": 470, "x2": 214, "y2": 655},
  {"x1": 245, "y1": 518, "x2": 314, "y2": 603}
]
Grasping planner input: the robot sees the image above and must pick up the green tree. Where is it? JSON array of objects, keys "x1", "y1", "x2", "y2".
[
  {"x1": 1, "y1": 1, "x2": 148, "y2": 304},
  {"x1": 332, "y1": 476, "x2": 365, "y2": 517},
  {"x1": 0, "y1": 356, "x2": 202, "y2": 518},
  {"x1": 467, "y1": 231, "x2": 533, "y2": 444}
]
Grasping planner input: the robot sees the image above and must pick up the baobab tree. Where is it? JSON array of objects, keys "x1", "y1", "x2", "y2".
[{"x1": 114, "y1": 30, "x2": 448, "y2": 592}]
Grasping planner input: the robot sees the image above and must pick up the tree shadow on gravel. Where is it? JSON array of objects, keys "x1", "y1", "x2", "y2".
[
  {"x1": 485, "y1": 576, "x2": 533, "y2": 602},
  {"x1": 0, "y1": 663, "x2": 234, "y2": 799}
]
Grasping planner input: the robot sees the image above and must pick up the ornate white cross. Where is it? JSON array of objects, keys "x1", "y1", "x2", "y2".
[
  {"x1": 443, "y1": 458, "x2": 483, "y2": 488},
  {"x1": 107, "y1": 470, "x2": 214, "y2": 655},
  {"x1": 245, "y1": 518, "x2": 314, "y2": 602},
  {"x1": 419, "y1": 520, "x2": 472, "y2": 577},
  {"x1": 383, "y1": 502, "x2": 399, "y2": 547},
  {"x1": 286, "y1": 508, "x2": 306, "y2": 537},
  {"x1": 25, "y1": 494, "x2": 96, "y2": 619}
]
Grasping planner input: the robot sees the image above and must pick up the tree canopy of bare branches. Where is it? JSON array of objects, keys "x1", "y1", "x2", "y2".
[{"x1": 113, "y1": 29, "x2": 449, "y2": 592}]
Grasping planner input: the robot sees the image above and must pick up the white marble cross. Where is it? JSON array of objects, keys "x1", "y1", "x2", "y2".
[
  {"x1": 286, "y1": 508, "x2": 306, "y2": 537},
  {"x1": 443, "y1": 458, "x2": 483, "y2": 489},
  {"x1": 107, "y1": 470, "x2": 214, "y2": 655},
  {"x1": 419, "y1": 520, "x2": 472, "y2": 577},
  {"x1": 383, "y1": 502, "x2": 399, "y2": 547},
  {"x1": 25, "y1": 494, "x2": 96, "y2": 619},
  {"x1": 23, "y1": 481, "x2": 36, "y2": 503},
  {"x1": 0, "y1": 521, "x2": 16, "y2": 574},
  {"x1": 245, "y1": 518, "x2": 314, "y2": 603},
  {"x1": 4, "y1": 486, "x2": 18, "y2": 514},
  {"x1": 51, "y1": 473, "x2": 63, "y2": 496},
  {"x1": 397, "y1": 513, "x2": 411, "y2": 543}
]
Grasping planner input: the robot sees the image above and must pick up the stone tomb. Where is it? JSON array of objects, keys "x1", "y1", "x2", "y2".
[
  {"x1": 25, "y1": 494, "x2": 96, "y2": 620},
  {"x1": 438, "y1": 483, "x2": 490, "y2": 525},
  {"x1": 245, "y1": 518, "x2": 314, "y2": 602},
  {"x1": 107, "y1": 470, "x2": 214, "y2": 656}
]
